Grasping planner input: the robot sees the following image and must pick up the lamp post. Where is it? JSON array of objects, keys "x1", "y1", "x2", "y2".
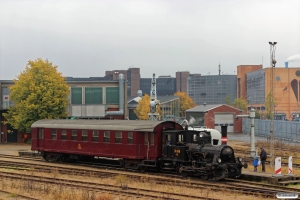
[
  {"x1": 235, "y1": 107, "x2": 256, "y2": 157},
  {"x1": 269, "y1": 41, "x2": 277, "y2": 167}
]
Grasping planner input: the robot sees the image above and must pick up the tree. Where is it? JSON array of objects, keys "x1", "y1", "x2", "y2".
[
  {"x1": 224, "y1": 95, "x2": 232, "y2": 105},
  {"x1": 134, "y1": 94, "x2": 150, "y2": 120},
  {"x1": 174, "y1": 91, "x2": 196, "y2": 117},
  {"x1": 134, "y1": 94, "x2": 161, "y2": 120},
  {"x1": 232, "y1": 98, "x2": 248, "y2": 112},
  {"x1": 264, "y1": 92, "x2": 276, "y2": 119},
  {"x1": 3, "y1": 58, "x2": 69, "y2": 132},
  {"x1": 255, "y1": 110, "x2": 261, "y2": 119}
]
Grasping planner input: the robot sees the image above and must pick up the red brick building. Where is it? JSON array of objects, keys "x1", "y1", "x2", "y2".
[{"x1": 185, "y1": 104, "x2": 243, "y2": 133}]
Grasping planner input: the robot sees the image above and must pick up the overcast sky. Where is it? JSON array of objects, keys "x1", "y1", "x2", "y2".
[{"x1": 1, "y1": 0, "x2": 300, "y2": 80}]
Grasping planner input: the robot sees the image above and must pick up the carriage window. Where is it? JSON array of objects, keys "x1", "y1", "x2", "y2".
[
  {"x1": 61, "y1": 130, "x2": 67, "y2": 140},
  {"x1": 72, "y1": 130, "x2": 77, "y2": 140},
  {"x1": 150, "y1": 133, "x2": 154, "y2": 145},
  {"x1": 82, "y1": 130, "x2": 88, "y2": 141},
  {"x1": 104, "y1": 131, "x2": 110, "y2": 142},
  {"x1": 178, "y1": 134, "x2": 183, "y2": 142},
  {"x1": 115, "y1": 132, "x2": 122, "y2": 143},
  {"x1": 38, "y1": 129, "x2": 44, "y2": 139},
  {"x1": 92, "y1": 130, "x2": 99, "y2": 142},
  {"x1": 144, "y1": 132, "x2": 148, "y2": 144},
  {"x1": 128, "y1": 132, "x2": 133, "y2": 144},
  {"x1": 51, "y1": 129, "x2": 57, "y2": 139}
]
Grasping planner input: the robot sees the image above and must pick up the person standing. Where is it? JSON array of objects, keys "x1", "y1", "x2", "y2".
[
  {"x1": 260, "y1": 147, "x2": 267, "y2": 172},
  {"x1": 252, "y1": 156, "x2": 259, "y2": 172}
]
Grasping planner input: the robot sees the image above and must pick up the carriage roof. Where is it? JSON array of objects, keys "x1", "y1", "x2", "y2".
[{"x1": 31, "y1": 119, "x2": 180, "y2": 132}]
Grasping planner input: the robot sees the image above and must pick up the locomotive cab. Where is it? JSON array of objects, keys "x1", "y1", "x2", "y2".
[
  {"x1": 162, "y1": 130, "x2": 189, "y2": 162},
  {"x1": 162, "y1": 130, "x2": 214, "y2": 161}
]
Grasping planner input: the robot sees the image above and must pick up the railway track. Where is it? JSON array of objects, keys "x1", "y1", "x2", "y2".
[
  {"x1": 0, "y1": 168, "x2": 218, "y2": 200},
  {"x1": 0, "y1": 189, "x2": 39, "y2": 200},
  {"x1": 0, "y1": 155, "x2": 298, "y2": 199}
]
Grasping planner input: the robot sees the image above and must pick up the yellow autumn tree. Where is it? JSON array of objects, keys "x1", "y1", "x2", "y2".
[
  {"x1": 3, "y1": 58, "x2": 69, "y2": 132},
  {"x1": 232, "y1": 98, "x2": 248, "y2": 112},
  {"x1": 174, "y1": 91, "x2": 196, "y2": 117},
  {"x1": 134, "y1": 94, "x2": 162, "y2": 120}
]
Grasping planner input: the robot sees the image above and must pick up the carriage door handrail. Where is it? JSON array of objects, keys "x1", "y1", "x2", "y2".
[{"x1": 147, "y1": 141, "x2": 150, "y2": 159}]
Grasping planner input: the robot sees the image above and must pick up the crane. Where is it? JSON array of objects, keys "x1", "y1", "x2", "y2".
[{"x1": 148, "y1": 73, "x2": 160, "y2": 120}]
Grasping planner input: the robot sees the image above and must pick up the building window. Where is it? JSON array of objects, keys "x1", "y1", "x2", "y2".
[
  {"x1": 150, "y1": 132, "x2": 154, "y2": 145},
  {"x1": 51, "y1": 129, "x2": 57, "y2": 139},
  {"x1": 82, "y1": 130, "x2": 88, "y2": 141},
  {"x1": 85, "y1": 87, "x2": 102, "y2": 104},
  {"x1": 61, "y1": 130, "x2": 67, "y2": 140},
  {"x1": 104, "y1": 131, "x2": 110, "y2": 142},
  {"x1": 106, "y1": 87, "x2": 119, "y2": 104},
  {"x1": 72, "y1": 130, "x2": 77, "y2": 140},
  {"x1": 144, "y1": 132, "x2": 148, "y2": 144},
  {"x1": 127, "y1": 132, "x2": 133, "y2": 144},
  {"x1": 71, "y1": 87, "x2": 82, "y2": 104},
  {"x1": 38, "y1": 129, "x2": 44, "y2": 139},
  {"x1": 115, "y1": 132, "x2": 122, "y2": 143},
  {"x1": 92, "y1": 130, "x2": 99, "y2": 142}
]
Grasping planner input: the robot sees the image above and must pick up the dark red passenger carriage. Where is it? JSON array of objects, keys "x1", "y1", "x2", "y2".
[{"x1": 31, "y1": 119, "x2": 183, "y2": 169}]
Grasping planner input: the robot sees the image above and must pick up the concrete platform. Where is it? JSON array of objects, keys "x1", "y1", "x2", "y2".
[
  {"x1": 242, "y1": 170, "x2": 300, "y2": 185},
  {"x1": 0, "y1": 143, "x2": 31, "y2": 156}
]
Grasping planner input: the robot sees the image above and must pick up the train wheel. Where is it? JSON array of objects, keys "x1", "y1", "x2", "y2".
[
  {"x1": 181, "y1": 172, "x2": 189, "y2": 178},
  {"x1": 42, "y1": 154, "x2": 49, "y2": 161},
  {"x1": 139, "y1": 166, "x2": 147, "y2": 172},
  {"x1": 200, "y1": 175, "x2": 209, "y2": 180}
]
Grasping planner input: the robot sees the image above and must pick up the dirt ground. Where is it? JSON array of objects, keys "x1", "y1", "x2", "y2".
[{"x1": 0, "y1": 143, "x2": 31, "y2": 156}]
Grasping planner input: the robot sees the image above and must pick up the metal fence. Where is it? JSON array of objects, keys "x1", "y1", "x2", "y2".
[{"x1": 242, "y1": 119, "x2": 300, "y2": 141}]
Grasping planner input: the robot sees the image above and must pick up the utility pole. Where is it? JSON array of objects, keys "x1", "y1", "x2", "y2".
[{"x1": 269, "y1": 41, "x2": 277, "y2": 167}]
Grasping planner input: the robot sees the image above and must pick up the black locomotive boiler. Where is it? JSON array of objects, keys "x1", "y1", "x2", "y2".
[{"x1": 160, "y1": 129, "x2": 247, "y2": 180}]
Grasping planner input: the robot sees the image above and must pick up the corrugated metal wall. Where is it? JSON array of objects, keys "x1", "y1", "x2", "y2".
[{"x1": 242, "y1": 118, "x2": 300, "y2": 141}]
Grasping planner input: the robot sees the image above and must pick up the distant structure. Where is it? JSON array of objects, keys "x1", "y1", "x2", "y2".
[
  {"x1": 176, "y1": 71, "x2": 190, "y2": 93},
  {"x1": 148, "y1": 73, "x2": 160, "y2": 120},
  {"x1": 187, "y1": 74, "x2": 236, "y2": 105}
]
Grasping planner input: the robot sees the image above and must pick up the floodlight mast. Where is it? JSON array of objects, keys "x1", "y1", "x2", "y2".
[
  {"x1": 148, "y1": 73, "x2": 160, "y2": 120},
  {"x1": 269, "y1": 41, "x2": 277, "y2": 167}
]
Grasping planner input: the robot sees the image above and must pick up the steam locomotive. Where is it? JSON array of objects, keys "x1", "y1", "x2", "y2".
[
  {"x1": 160, "y1": 129, "x2": 248, "y2": 180},
  {"x1": 31, "y1": 120, "x2": 247, "y2": 181}
]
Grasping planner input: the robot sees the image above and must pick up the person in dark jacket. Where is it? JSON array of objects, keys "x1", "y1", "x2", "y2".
[{"x1": 260, "y1": 147, "x2": 267, "y2": 172}]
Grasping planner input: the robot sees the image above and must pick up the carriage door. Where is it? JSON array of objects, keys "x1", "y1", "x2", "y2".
[
  {"x1": 37, "y1": 128, "x2": 44, "y2": 149},
  {"x1": 144, "y1": 132, "x2": 149, "y2": 159},
  {"x1": 144, "y1": 132, "x2": 155, "y2": 159}
]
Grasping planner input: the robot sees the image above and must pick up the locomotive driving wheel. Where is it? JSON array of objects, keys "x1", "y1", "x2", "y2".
[
  {"x1": 213, "y1": 168, "x2": 228, "y2": 180},
  {"x1": 200, "y1": 174, "x2": 209, "y2": 180},
  {"x1": 139, "y1": 166, "x2": 147, "y2": 172}
]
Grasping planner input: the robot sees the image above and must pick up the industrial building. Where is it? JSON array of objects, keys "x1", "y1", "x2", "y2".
[
  {"x1": 239, "y1": 66, "x2": 300, "y2": 121},
  {"x1": 127, "y1": 95, "x2": 180, "y2": 120},
  {"x1": 0, "y1": 75, "x2": 128, "y2": 142},
  {"x1": 187, "y1": 74, "x2": 237, "y2": 105}
]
